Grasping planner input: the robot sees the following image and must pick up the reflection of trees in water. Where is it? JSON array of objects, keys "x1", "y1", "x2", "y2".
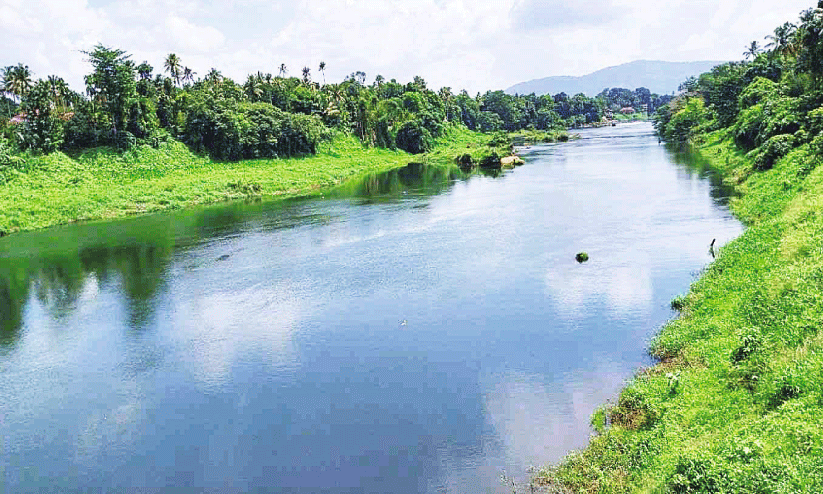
[
  {"x1": 350, "y1": 163, "x2": 465, "y2": 196},
  {"x1": 0, "y1": 237, "x2": 174, "y2": 347},
  {"x1": 334, "y1": 162, "x2": 505, "y2": 199},
  {"x1": 0, "y1": 267, "x2": 28, "y2": 347},
  {"x1": 666, "y1": 144, "x2": 738, "y2": 206}
]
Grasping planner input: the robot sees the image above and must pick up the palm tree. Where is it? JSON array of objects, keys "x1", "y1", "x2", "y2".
[
  {"x1": 46, "y1": 75, "x2": 71, "y2": 112},
  {"x1": 3, "y1": 63, "x2": 33, "y2": 103},
  {"x1": 278, "y1": 63, "x2": 287, "y2": 78},
  {"x1": 319, "y1": 61, "x2": 326, "y2": 85},
  {"x1": 164, "y1": 53, "x2": 182, "y2": 85},
  {"x1": 765, "y1": 22, "x2": 797, "y2": 57},
  {"x1": 743, "y1": 41, "x2": 762, "y2": 60},
  {"x1": 205, "y1": 68, "x2": 223, "y2": 87},
  {"x1": 302, "y1": 66, "x2": 311, "y2": 84},
  {"x1": 182, "y1": 66, "x2": 196, "y2": 85},
  {"x1": 244, "y1": 74, "x2": 263, "y2": 101},
  {"x1": 137, "y1": 62, "x2": 153, "y2": 80}
]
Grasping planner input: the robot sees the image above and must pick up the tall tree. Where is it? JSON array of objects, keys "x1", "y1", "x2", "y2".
[
  {"x1": 136, "y1": 62, "x2": 153, "y2": 80},
  {"x1": 182, "y1": 66, "x2": 196, "y2": 85},
  {"x1": 302, "y1": 66, "x2": 311, "y2": 84},
  {"x1": 3, "y1": 63, "x2": 33, "y2": 103},
  {"x1": 279, "y1": 64, "x2": 287, "y2": 77},
  {"x1": 164, "y1": 53, "x2": 182, "y2": 85},
  {"x1": 319, "y1": 61, "x2": 326, "y2": 85},
  {"x1": 83, "y1": 45, "x2": 137, "y2": 136},
  {"x1": 743, "y1": 40, "x2": 762, "y2": 60},
  {"x1": 765, "y1": 22, "x2": 798, "y2": 57}
]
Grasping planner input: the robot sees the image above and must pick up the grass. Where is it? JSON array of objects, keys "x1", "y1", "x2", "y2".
[
  {"x1": 538, "y1": 129, "x2": 823, "y2": 493},
  {"x1": 0, "y1": 129, "x2": 507, "y2": 235}
]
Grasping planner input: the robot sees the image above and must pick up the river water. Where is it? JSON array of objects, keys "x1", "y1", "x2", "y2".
[{"x1": 0, "y1": 123, "x2": 742, "y2": 493}]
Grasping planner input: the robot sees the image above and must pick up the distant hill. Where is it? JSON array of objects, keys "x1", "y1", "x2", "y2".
[{"x1": 505, "y1": 60, "x2": 727, "y2": 97}]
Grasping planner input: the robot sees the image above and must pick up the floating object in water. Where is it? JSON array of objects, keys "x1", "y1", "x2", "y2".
[
  {"x1": 709, "y1": 238, "x2": 716, "y2": 259},
  {"x1": 216, "y1": 254, "x2": 231, "y2": 261},
  {"x1": 399, "y1": 319, "x2": 407, "y2": 327},
  {"x1": 575, "y1": 252, "x2": 589, "y2": 263}
]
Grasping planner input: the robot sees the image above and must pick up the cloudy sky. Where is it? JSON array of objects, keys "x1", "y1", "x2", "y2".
[{"x1": 1, "y1": 0, "x2": 815, "y2": 94}]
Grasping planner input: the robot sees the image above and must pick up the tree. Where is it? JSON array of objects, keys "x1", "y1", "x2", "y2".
[
  {"x1": 83, "y1": 44, "x2": 138, "y2": 138},
  {"x1": 19, "y1": 79, "x2": 64, "y2": 152},
  {"x1": 279, "y1": 63, "x2": 287, "y2": 77},
  {"x1": 765, "y1": 22, "x2": 797, "y2": 57},
  {"x1": 302, "y1": 66, "x2": 311, "y2": 84},
  {"x1": 319, "y1": 61, "x2": 326, "y2": 85},
  {"x1": 743, "y1": 41, "x2": 762, "y2": 60},
  {"x1": 3, "y1": 63, "x2": 33, "y2": 103},
  {"x1": 205, "y1": 68, "x2": 223, "y2": 88},
  {"x1": 164, "y1": 53, "x2": 182, "y2": 85},
  {"x1": 182, "y1": 66, "x2": 196, "y2": 85},
  {"x1": 46, "y1": 75, "x2": 71, "y2": 113},
  {"x1": 796, "y1": 6, "x2": 823, "y2": 81},
  {"x1": 137, "y1": 62, "x2": 153, "y2": 80}
]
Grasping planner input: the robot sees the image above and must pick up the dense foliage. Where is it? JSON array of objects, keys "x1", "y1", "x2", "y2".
[
  {"x1": 654, "y1": 3, "x2": 823, "y2": 162},
  {"x1": 3, "y1": 47, "x2": 664, "y2": 161},
  {"x1": 543, "y1": 3, "x2": 823, "y2": 492}
]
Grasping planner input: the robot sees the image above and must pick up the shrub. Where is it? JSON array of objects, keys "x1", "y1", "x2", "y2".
[
  {"x1": 753, "y1": 134, "x2": 796, "y2": 170},
  {"x1": 184, "y1": 99, "x2": 330, "y2": 161},
  {"x1": 395, "y1": 120, "x2": 433, "y2": 154}
]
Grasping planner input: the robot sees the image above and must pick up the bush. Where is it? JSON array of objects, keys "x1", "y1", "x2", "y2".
[
  {"x1": 733, "y1": 95, "x2": 800, "y2": 151},
  {"x1": 184, "y1": 99, "x2": 330, "y2": 161},
  {"x1": 395, "y1": 120, "x2": 433, "y2": 154},
  {"x1": 63, "y1": 102, "x2": 110, "y2": 149},
  {"x1": 753, "y1": 134, "x2": 795, "y2": 170}
]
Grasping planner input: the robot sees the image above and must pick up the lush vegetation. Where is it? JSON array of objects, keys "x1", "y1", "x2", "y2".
[
  {"x1": 541, "y1": 4, "x2": 823, "y2": 492},
  {"x1": 1, "y1": 46, "x2": 670, "y2": 159},
  {"x1": 0, "y1": 44, "x2": 666, "y2": 233}
]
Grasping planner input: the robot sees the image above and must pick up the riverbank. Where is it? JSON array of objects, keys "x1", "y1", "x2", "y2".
[
  {"x1": 541, "y1": 129, "x2": 823, "y2": 492},
  {"x1": 0, "y1": 127, "x2": 512, "y2": 235}
]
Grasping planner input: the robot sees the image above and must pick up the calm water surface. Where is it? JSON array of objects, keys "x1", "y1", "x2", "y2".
[{"x1": 0, "y1": 123, "x2": 742, "y2": 493}]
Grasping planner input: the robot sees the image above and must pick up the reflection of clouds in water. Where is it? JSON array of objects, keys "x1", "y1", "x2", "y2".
[
  {"x1": 76, "y1": 379, "x2": 143, "y2": 461},
  {"x1": 171, "y1": 283, "x2": 300, "y2": 387},
  {"x1": 482, "y1": 361, "x2": 630, "y2": 474},
  {"x1": 544, "y1": 250, "x2": 653, "y2": 315}
]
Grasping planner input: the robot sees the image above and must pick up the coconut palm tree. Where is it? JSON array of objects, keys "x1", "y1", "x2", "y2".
[
  {"x1": 743, "y1": 41, "x2": 762, "y2": 60},
  {"x1": 302, "y1": 67, "x2": 311, "y2": 84},
  {"x1": 164, "y1": 53, "x2": 182, "y2": 85},
  {"x1": 46, "y1": 75, "x2": 70, "y2": 112},
  {"x1": 205, "y1": 68, "x2": 223, "y2": 87},
  {"x1": 4, "y1": 63, "x2": 33, "y2": 103},
  {"x1": 182, "y1": 66, "x2": 196, "y2": 85},
  {"x1": 319, "y1": 61, "x2": 326, "y2": 85},
  {"x1": 765, "y1": 22, "x2": 798, "y2": 57},
  {"x1": 278, "y1": 63, "x2": 287, "y2": 78},
  {"x1": 137, "y1": 62, "x2": 153, "y2": 80},
  {"x1": 244, "y1": 74, "x2": 263, "y2": 101}
]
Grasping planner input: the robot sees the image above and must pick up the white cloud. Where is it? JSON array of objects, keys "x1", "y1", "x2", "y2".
[
  {"x1": 165, "y1": 14, "x2": 226, "y2": 52},
  {"x1": 1, "y1": 0, "x2": 816, "y2": 95}
]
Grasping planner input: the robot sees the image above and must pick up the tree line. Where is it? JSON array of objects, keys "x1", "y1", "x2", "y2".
[
  {"x1": 654, "y1": 1, "x2": 823, "y2": 171},
  {"x1": 3, "y1": 46, "x2": 667, "y2": 161}
]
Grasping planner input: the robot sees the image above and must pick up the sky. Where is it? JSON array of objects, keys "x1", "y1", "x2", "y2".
[{"x1": 1, "y1": 0, "x2": 817, "y2": 95}]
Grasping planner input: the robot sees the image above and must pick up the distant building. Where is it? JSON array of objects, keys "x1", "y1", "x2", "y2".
[{"x1": 620, "y1": 107, "x2": 635, "y2": 114}]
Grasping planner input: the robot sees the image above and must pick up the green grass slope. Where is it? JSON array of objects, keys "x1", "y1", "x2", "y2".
[
  {"x1": 540, "y1": 129, "x2": 823, "y2": 493},
  {"x1": 0, "y1": 127, "x2": 504, "y2": 234}
]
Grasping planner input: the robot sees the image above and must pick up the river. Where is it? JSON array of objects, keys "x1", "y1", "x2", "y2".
[{"x1": 0, "y1": 123, "x2": 742, "y2": 493}]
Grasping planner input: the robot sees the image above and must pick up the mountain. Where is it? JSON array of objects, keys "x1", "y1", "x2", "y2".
[{"x1": 505, "y1": 60, "x2": 727, "y2": 97}]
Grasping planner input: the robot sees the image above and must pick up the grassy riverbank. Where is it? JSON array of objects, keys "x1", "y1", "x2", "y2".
[
  {"x1": 540, "y1": 130, "x2": 823, "y2": 492},
  {"x1": 0, "y1": 127, "x2": 507, "y2": 235}
]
